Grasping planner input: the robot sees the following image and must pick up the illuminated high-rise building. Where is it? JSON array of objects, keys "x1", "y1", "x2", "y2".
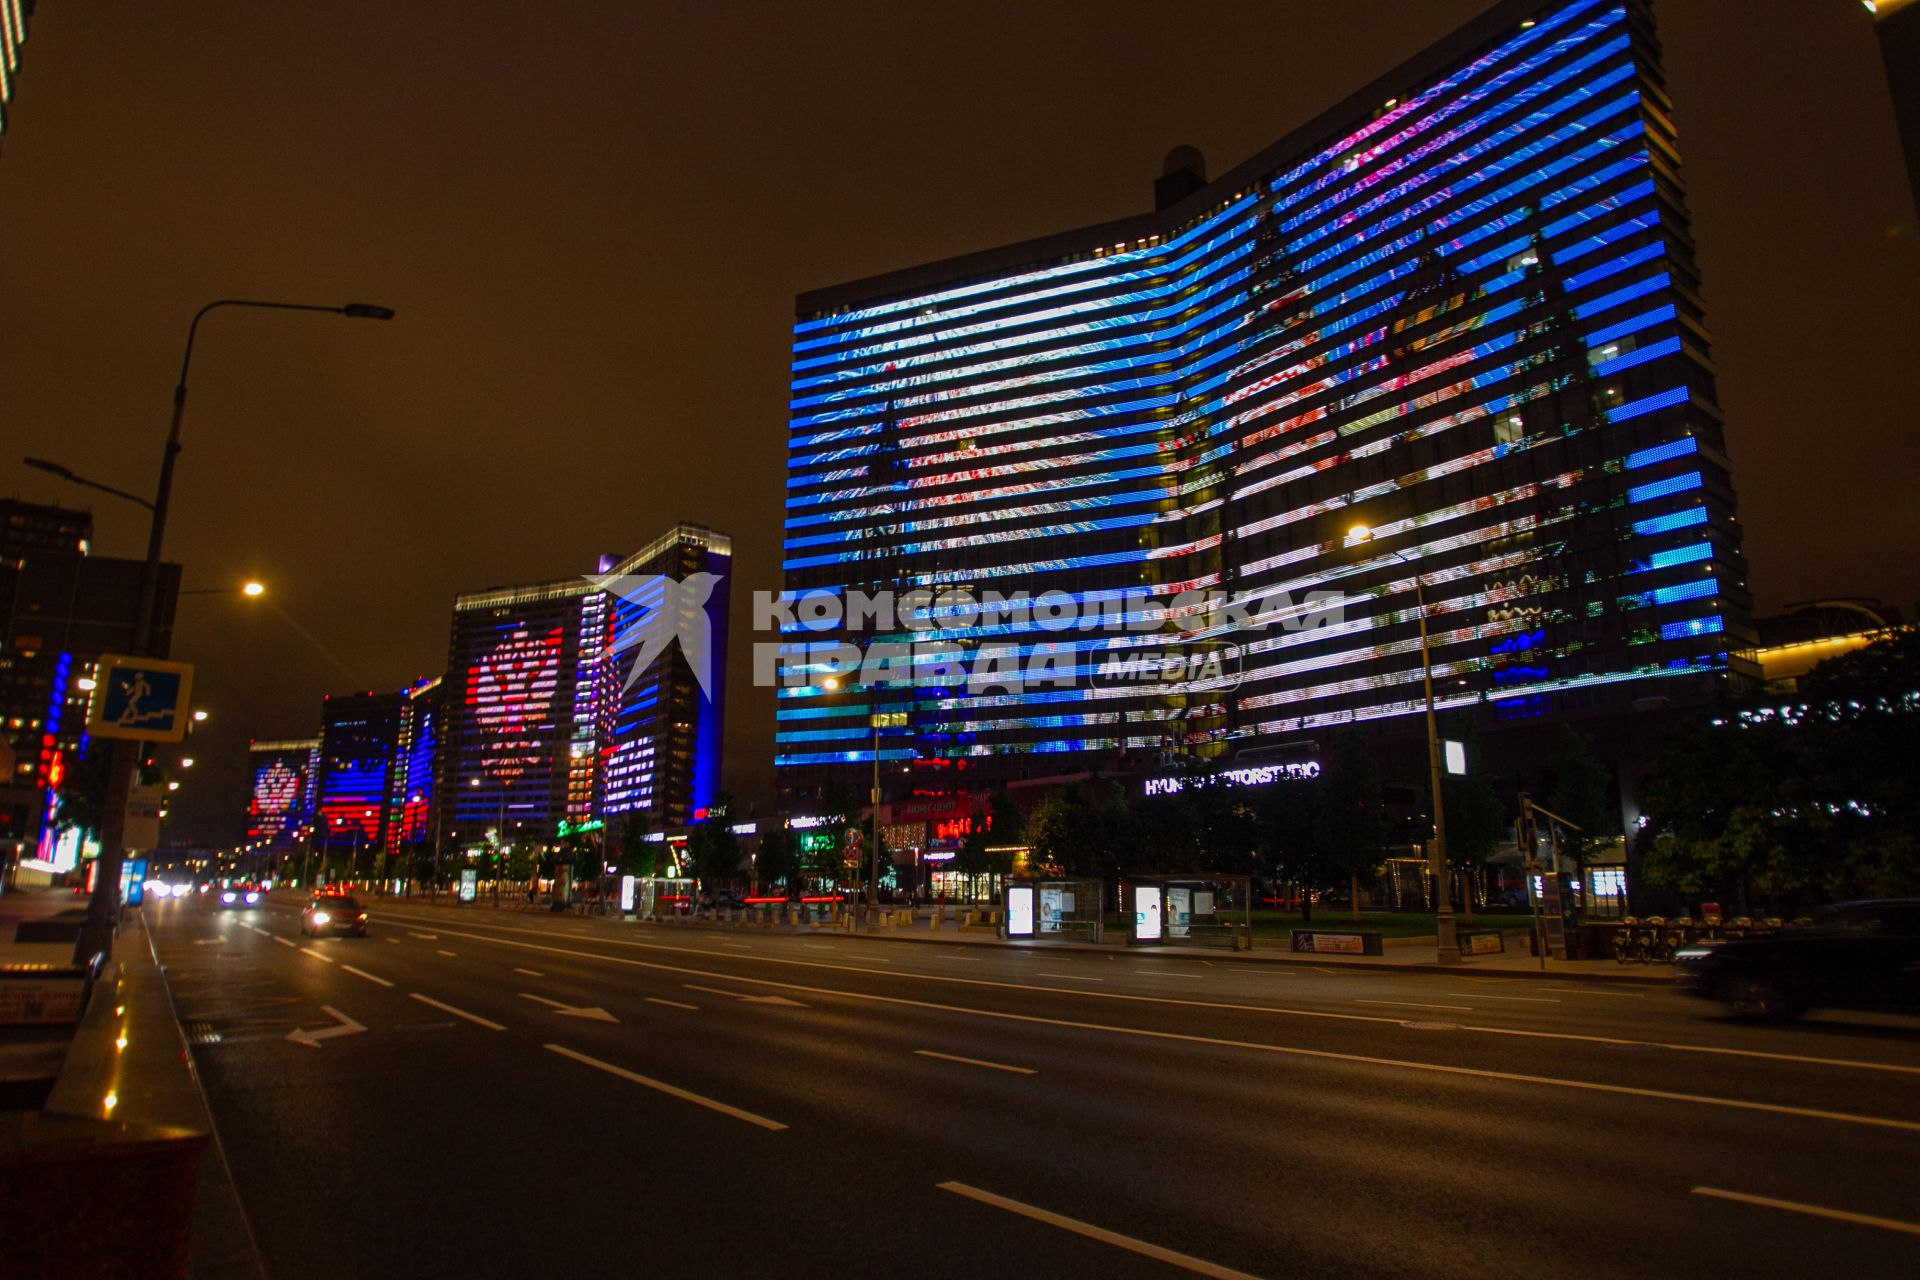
[
  {"x1": 245, "y1": 737, "x2": 320, "y2": 853},
  {"x1": 389, "y1": 677, "x2": 441, "y2": 858},
  {"x1": 780, "y1": 0, "x2": 1753, "y2": 799},
  {"x1": 437, "y1": 524, "x2": 730, "y2": 851},
  {"x1": 313, "y1": 690, "x2": 404, "y2": 867}
]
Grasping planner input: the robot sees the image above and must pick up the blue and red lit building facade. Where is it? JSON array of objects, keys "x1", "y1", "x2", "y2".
[
  {"x1": 779, "y1": 0, "x2": 1754, "y2": 801},
  {"x1": 437, "y1": 524, "x2": 730, "y2": 851},
  {"x1": 245, "y1": 737, "x2": 319, "y2": 854},
  {"x1": 313, "y1": 689, "x2": 405, "y2": 864}
]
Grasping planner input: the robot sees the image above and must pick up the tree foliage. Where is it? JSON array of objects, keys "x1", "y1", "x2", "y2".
[{"x1": 1640, "y1": 631, "x2": 1920, "y2": 903}]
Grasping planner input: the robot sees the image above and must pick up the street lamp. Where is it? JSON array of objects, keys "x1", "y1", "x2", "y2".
[
  {"x1": 68, "y1": 297, "x2": 395, "y2": 963},
  {"x1": 1347, "y1": 522, "x2": 1461, "y2": 965}
]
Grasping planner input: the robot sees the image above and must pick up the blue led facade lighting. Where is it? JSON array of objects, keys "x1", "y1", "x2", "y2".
[{"x1": 779, "y1": 0, "x2": 1752, "y2": 789}]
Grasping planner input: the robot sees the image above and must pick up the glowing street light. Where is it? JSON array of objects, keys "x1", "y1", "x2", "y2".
[
  {"x1": 192, "y1": 709, "x2": 209, "y2": 722},
  {"x1": 242, "y1": 581, "x2": 265, "y2": 597}
]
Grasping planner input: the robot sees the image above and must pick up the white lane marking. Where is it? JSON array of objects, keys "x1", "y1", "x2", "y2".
[
  {"x1": 300, "y1": 947, "x2": 335, "y2": 964},
  {"x1": 544, "y1": 1044, "x2": 787, "y2": 1131},
  {"x1": 1144, "y1": 971, "x2": 1205, "y2": 979},
  {"x1": 436, "y1": 949, "x2": 457, "y2": 957},
  {"x1": 404, "y1": 929, "x2": 1920, "y2": 1133},
  {"x1": 1355, "y1": 999, "x2": 1472, "y2": 1012},
  {"x1": 937, "y1": 1182, "x2": 1259, "y2": 1279},
  {"x1": 723, "y1": 942, "x2": 752, "y2": 949},
  {"x1": 518, "y1": 993, "x2": 618, "y2": 1022},
  {"x1": 682, "y1": 983, "x2": 805, "y2": 1007},
  {"x1": 341, "y1": 965, "x2": 393, "y2": 988},
  {"x1": 273, "y1": 936, "x2": 297, "y2": 949},
  {"x1": 1034, "y1": 972, "x2": 1105, "y2": 982},
  {"x1": 1311, "y1": 967, "x2": 1348, "y2": 976},
  {"x1": 1539, "y1": 985, "x2": 1646, "y2": 999},
  {"x1": 386, "y1": 938, "x2": 400, "y2": 944},
  {"x1": 1692, "y1": 1186, "x2": 1920, "y2": 1237},
  {"x1": 1446, "y1": 993, "x2": 1559, "y2": 1003},
  {"x1": 286, "y1": 1006, "x2": 366, "y2": 1050},
  {"x1": 365, "y1": 910, "x2": 1920, "y2": 1079},
  {"x1": 646, "y1": 997, "x2": 699, "y2": 1011},
  {"x1": 408, "y1": 993, "x2": 505, "y2": 1031},
  {"x1": 914, "y1": 1050, "x2": 1036, "y2": 1076},
  {"x1": 408, "y1": 931, "x2": 439, "y2": 940},
  {"x1": 514, "y1": 968, "x2": 546, "y2": 977}
]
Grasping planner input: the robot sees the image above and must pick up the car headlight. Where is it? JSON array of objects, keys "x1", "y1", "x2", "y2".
[
  {"x1": 245, "y1": 891, "x2": 260, "y2": 904},
  {"x1": 221, "y1": 891, "x2": 237, "y2": 904},
  {"x1": 311, "y1": 911, "x2": 331, "y2": 925}
]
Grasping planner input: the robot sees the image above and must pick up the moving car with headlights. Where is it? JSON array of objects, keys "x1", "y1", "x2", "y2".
[
  {"x1": 213, "y1": 882, "x2": 264, "y2": 910},
  {"x1": 301, "y1": 894, "x2": 368, "y2": 937},
  {"x1": 1672, "y1": 899, "x2": 1920, "y2": 1019}
]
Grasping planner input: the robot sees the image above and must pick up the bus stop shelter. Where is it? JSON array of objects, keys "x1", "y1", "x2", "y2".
[
  {"x1": 1123, "y1": 874, "x2": 1252, "y2": 947},
  {"x1": 1004, "y1": 878, "x2": 1104, "y2": 943}
]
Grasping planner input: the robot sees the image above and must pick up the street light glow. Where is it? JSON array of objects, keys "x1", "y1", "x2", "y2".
[
  {"x1": 193, "y1": 709, "x2": 209, "y2": 722},
  {"x1": 242, "y1": 581, "x2": 266, "y2": 597}
]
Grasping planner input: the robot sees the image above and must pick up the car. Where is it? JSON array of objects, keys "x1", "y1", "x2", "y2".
[
  {"x1": 302, "y1": 895, "x2": 369, "y2": 937},
  {"x1": 1672, "y1": 899, "x2": 1920, "y2": 1019},
  {"x1": 213, "y1": 883, "x2": 264, "y2": 909}
]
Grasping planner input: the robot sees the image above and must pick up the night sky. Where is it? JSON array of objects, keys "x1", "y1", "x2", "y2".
[{"x1": 2, "y1": 1, "x2": 1915, "y2": 846}]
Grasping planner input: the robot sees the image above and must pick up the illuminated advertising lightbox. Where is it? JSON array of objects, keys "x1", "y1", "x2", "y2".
[
  {"x1": 1006, "y1": 885, "x2": 1035, "y2": 937},
  {"x1": 1133, "y1": 885, "x2": 1163, "y2": 944},
  {"x1": 619, "y1": 875, "x2": 636, "y2": 913},
  {"x1": 459, "y1": 868, "x2": 479, "y2": 903}
]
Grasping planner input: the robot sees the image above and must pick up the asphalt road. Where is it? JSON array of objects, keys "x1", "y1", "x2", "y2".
[{"x1": 142, "y1": 893, "x2": 1920, "y2": 1280}]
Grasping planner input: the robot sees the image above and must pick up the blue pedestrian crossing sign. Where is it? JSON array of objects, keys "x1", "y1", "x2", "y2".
[{"x1": 85, "y1": 654, "x2": 196, "y2": 743}]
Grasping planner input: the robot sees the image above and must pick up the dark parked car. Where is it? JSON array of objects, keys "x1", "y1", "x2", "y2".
[
  {"x1": 301, "y1": 895, "x2": 368, "y2": 937},
  {"x1": 1673, "y1": 899, "x2": 1920, "y2": 1019}
]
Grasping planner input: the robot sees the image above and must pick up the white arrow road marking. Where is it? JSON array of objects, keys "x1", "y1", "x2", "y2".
[
  {"x1": 682, "y1": 983, "x2": 808, "y2": 1008},
  {"x1": 518, "y1": 993, "x2": 618, "y2": 1023},
  {"x1": 286, "y1": 1006, "x2": 366, "y2": 1050}
]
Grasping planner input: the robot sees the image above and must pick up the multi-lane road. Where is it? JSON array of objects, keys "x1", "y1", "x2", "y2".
[{"x1": 142, "y1": 893, "x2": 1920, "y2": 1279}]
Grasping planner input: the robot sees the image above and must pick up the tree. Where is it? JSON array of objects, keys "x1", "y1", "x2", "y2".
[
  {"x1": 755, "y1": 824, "x2": 796, "y2": 894},
  {"x1": 1254, "y1": 776, "x2": 1329, "y2": 921},
  {"x1": 1548, "y1": 727, "x2": 1614, "y2": 863},
  {"x1": 1314, "y1": 737, "x2": 1388, "y2": 922},
  {"x1": 985, "y1": 786, "x2": 1024, "y2": 846},
  {"x1": 687, "y1": 791, "x2": 742, "y2": 899},
  {"x1": 1639, "y1": 630, "x2": 1920, "y2": 907},
  {"x1": 613, "y1": 811, "x2": 654, "y2": 878},
  {"x1": 1438, "y1": 771, "x2": 1506, "y2": 925}
]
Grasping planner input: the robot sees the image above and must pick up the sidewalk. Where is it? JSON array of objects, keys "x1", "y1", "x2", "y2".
[{"x1": 380, "y1": 893, "x2": 1675, "y2": 986}]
